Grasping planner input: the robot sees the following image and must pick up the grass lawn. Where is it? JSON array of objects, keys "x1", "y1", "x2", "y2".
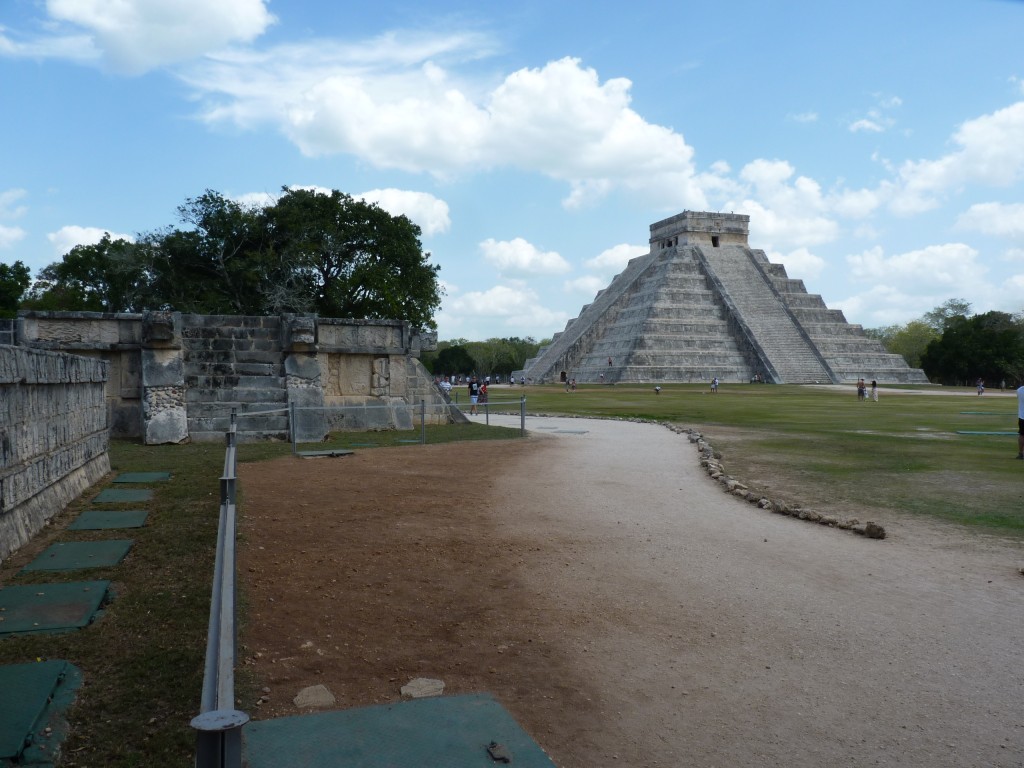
[
  {"x1": 494, "y1": 383, "x2": 1024, "y2": 532},
  {"x1": 0, "y1": 384, "x2": 1020, "y2": 766}
]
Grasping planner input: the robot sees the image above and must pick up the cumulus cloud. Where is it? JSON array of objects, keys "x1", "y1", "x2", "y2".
[
  {"x1": 183, "y1": 49, "x2": 706, "y2": 209},
  {"x1": 727, "y1": 161, "x2": 839, "y2": 249},
  {"x1": 479, "y1": 238, "x2": 570, "y2": 277},
  {"x1": 846, "y1": 243, "x2": 984, "y2": 290},
  {"x1": 0, "y1": 225, "x2": 26, "y2": 249},
  {"x1": 584, "y1": 243, "x2": 648, "y2": 275},
  {"x1": 956, "y1": 202, "x2": 1024, "y2": 240},
  {"x1": 47, "y1": 225, "x2": 135, "y2": 257},
  {"x1": 3, "y1": 0, "x2": 276, "y2": 74},
  {"x1": 564, "y1": 275, "x2": 607, "y2": 295},
  {"x1": 889, "y1": 101, "x2": 1024, "y2": 215},
  {"x1": 848, "y1": 94, "x2": 901, "y2": 134},
  {"x1": 440, "y1": 283, "x2": 569, "y2": 337},
  {"x1": 768, "y1": 248, "x2": 826, "y2": 280},
  {"x1": 357, "y1": 189, "x2": 451, "y2": 236},
  {"x1": 0, "y1": 189, "x2": 29, "y2": 220}
]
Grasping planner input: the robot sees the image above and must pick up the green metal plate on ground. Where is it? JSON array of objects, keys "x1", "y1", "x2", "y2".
[
  {"x1": 955, "y1": 430, "x2": 1016, "y2": 435},
  {"x1": 0, "y1": 660, "x2": 82, "y2": 764},
  {"x1": 0, "y1": 663, "x2": 80, "y2": 765},
  {"x1": 113, "y1": 471, "x2": 171, "y2": 483},
  {"x1": 243, "y1": 693, "x2": 555, "y2": 767},
  {"x1": 68, "y1": 510, "x2": 149, "y2": 530},
  {"x1": 0, "y1": 581, "x2": 110, "y2": 636},
  {"x1": 21, "y1": 541, "x2": 133, "y2": 572},
  {"x1": 298, "y1": 450, "x2": 354, "y2": 458},
  {"x1": 92, "y1": 488, "x2": 153, "y2": 503}
]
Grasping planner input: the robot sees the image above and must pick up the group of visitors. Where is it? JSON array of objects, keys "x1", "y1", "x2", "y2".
[
  {"x1": 856, "y1": 378, "x2": 878, "y2": 401},
  {"x1": 467, "y1": 376, "x2": 490, "y2": 415}
]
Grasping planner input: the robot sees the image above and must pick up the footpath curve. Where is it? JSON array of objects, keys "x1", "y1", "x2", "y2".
[{"x1": 473, "y1": 413, "x2": 1024, "y2": 767}]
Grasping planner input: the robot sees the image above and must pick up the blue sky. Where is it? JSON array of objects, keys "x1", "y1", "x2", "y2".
[{"x1": 2, "y1": 0, "x2": 1023, "y2": 341}]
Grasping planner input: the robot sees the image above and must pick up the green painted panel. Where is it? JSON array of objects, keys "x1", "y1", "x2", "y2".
[
  {"x1": 113, "y1": 472, "x2": 171, "y2": 483},
  {"x1": 0, "y1": 581, "x2": 110, "y2": 636},
  {"x1": 68, "y1": 510, "x2": 149, "y2": 530},
  {"x1": 243, "y1": 693, "x2": 555, "y2": 767},
  {"x1": 0, "y1": 660, "x2": 82, "y2": 763},
  {"x1": 92, "y1": 488, "x2": 153, "y2": 503},
  {"x1": 21, "y1": 541, "x2": 133, "y2": 572}
]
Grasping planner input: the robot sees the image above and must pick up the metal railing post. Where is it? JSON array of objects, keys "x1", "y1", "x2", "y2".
[
  {"x1": 520, "y1": 396, "x2": 526, "y2": 436},
  {"x1": 192, "y1": 408, "x2": 248, "y2": 768},
  {"x1": 290, "y1": 401, "x2": 297, "y2": 456},
  {"x1": 420, "y1": 399, "x2": 426, "y2": 444}
]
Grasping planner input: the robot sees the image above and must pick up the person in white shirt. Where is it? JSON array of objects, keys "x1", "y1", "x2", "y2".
[{"x1": 1016, "y1": 384, "x2": 1024, "y2": 460}]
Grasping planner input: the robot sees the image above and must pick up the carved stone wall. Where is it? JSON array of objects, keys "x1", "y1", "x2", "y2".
[
  {"x1": 11, "y1": 311, "x2": 446, "y2": 443},
  {"x1": 0, "y1": 345, "x2": 110, "y2": 563}
]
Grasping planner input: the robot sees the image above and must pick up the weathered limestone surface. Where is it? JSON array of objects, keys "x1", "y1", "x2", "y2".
[
  {"x1": 12, "y1": 311, "x2": 449, "y2": 443},
  {"x1": 520, "y1": 212, "x2": 929, "y2": 385},
  {"x1": 0, "y1": 345, "x2": 110, "y2": 563}
]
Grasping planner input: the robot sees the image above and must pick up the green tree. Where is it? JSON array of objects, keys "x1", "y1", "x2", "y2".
[
  {"x1": 921, "y1": 311, "x2": 1024, "y2": 385},
  {"x1": 871, "y1": 320, "x2": 939, "y2": 369},
  {"x1": 266, "y1": 188, "x2": 441, "y2": 328},
  {"x1": 0, "y1": 260, "x2": 30, "y2": 318},
  {"x1": 435, "y1": 344, "x2": 477, "y2": 376},
  {"x1": 22, "y1": 235, "x2": 147, "y2": 312},
  {"x1": 923, "y1": 298, "x2": 971, "y2": 331}
]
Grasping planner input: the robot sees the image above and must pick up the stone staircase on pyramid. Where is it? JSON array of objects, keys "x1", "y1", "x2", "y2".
[{"x1": 519, "y1": 211, "x2": 929, "y2": 385}]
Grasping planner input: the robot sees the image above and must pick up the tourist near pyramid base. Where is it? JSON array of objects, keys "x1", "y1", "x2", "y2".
[{"x1": 518, "y1": 211, "x2": 929, "y2": 385}]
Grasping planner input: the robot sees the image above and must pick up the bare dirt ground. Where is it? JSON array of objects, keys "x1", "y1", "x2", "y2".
[{"x1": 238, "y1": 416, "x2": 1024, "y2": 768}]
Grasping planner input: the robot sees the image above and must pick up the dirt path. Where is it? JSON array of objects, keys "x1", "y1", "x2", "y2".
[{"x1": 238, "y1": 416, "x2": 1024, "y2": 767}]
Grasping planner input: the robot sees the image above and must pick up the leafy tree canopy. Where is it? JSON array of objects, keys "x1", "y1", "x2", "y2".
[
  {"x1": 21, "y1": 187, "x2": 442, "y2": 328},
  {"x1": 920, "y1": 310, "x2": 1024, "y2": 386},
  {"x1": 0, "y1": 260, "x2": 31, "y2": 318}
]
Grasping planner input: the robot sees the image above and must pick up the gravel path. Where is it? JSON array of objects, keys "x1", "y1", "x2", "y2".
[{"x1": 476, "y1": 414, "x2": 1024, "y2": 767}]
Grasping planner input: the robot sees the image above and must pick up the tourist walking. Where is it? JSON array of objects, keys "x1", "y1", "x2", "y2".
[
  {"x1": 976, "y1": 378, "x2": 985, "y2": 396},
  {"x1": 1017, "y1": 383, "x2": 1024, "y2": 460},
  {"x1": 468, "y1": 376, "x2": 481, "y2": 415},
  {"x1": 870, "y1": 380, "x2": 878, "y2": 402},
  {"x1": 711, "y1": 377, "x2": 719, "y2": 393}
]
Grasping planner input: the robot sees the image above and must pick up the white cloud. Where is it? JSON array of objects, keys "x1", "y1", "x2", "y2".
[
  {"x1": 47, "y1": 225, "x2": 135, "y2": 257},
  {"x1": 889, "y1": 101, "x2": 1024, "y2": 215},
  {"x1": 11, "y1": 0, "x2": 278, "y2": 75},
  {"x1": 828, "y1": 187, "x2": 882, "y2": 219},
  {"x1": 0, "y1": 225, "x2": 26, "y2": 249},
  {"x1": 183, "y1": 48, "x2": 707, "y2": 209},
  {"x1": 849, "y1": 119, "x2": 884, "y2": 133},
  {"x1": 358, "y1": 189, "x2": 451, "y2": 236},
  {"x1": 233, "y1": 191, "x2": 279, "y2": 209},
  {"x1": 440, "y1": 283, "x2": 569, "y2": 337},
  {"x1": 728, "y1": 160, "x2": 839, "y2": 249},
  {"x1": 479, "y1": 238, "x2": 569, "y2": 277},
  {"x1": 231, "y1": 186, "x2": 450, "y2": 236},
  {"x1": 846, "y1": 243, "x2": 984, "y2": 290},
  {"x1": 767, "y1": 247, "x2": 826, "y2": 280},
  {"x1": 584, "y1": 243, "x2": 648, "y2": 275},
  {"x1": 833, "y1": 284, "x2": 940, "y2": 328},
  {"x1": 956, "y1": 202, "x2": 1024, "y2": 240},
  {"x1": 564, "y1": 275, "x2": 607, "y2": 295},
  {"x1": 788, "y1": 111, "x2": 818, "y2": 123},
  {"x1": 0, "y1": 189, "x2": 29, "y2": 220}
]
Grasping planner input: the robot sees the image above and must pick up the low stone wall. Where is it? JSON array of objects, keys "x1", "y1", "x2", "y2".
[
  {"x1": 11, "y1": 311, "x2": 446, "y2": 443},
  {"x1": 0, "y1": 345, "x2": 110, "y2": 563}
]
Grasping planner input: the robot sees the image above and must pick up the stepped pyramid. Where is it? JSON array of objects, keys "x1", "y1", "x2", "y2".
[{"x1": 520, "y1": 211, "x2": 928, "y2": 385}]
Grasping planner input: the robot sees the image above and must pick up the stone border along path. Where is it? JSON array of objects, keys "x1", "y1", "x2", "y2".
[
  {"x1": 493, "y1": 410, "x2": 889, "y2": 539},
  {"x1": 0, "y1": 470, "x2": 165, "y2": 765},
  {"x1": 680, "y1": 426, "x2": 887, "y2": 538}
]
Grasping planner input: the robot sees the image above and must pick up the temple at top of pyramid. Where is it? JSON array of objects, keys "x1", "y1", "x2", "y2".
[{"x1": 519, "y1": 211, "x2": 928, "y2": 385}]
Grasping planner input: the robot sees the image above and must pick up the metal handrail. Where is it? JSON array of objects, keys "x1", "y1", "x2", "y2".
[{"x1": 192, "y1": 411, "x2": 248, "y2": 768}]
